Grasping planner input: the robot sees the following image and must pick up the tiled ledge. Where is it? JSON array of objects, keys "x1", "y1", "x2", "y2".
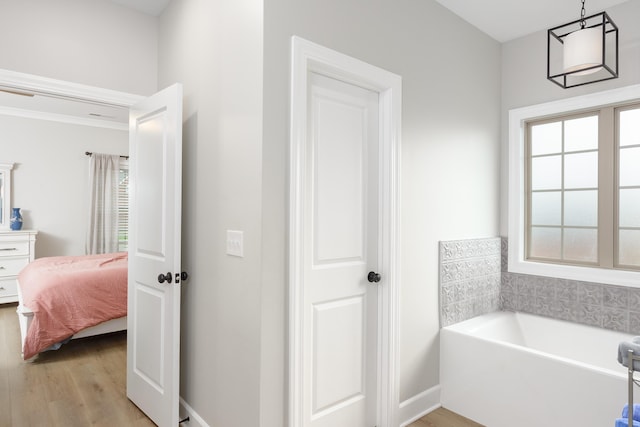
[
  {"x1": 439, "y1": 238, "x2": 501, "y2": 327},
  {"x1": 439, "y1": 237, "x2": 640, "y2": 334}
]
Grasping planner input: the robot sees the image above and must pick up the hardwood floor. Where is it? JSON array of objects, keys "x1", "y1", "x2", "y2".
[
  {"x1": 0, "y1": 303, "x2": 153, "y2": 427},
  {"x1": 408, "y1": 407, "x2": 484, "y2": 427}
]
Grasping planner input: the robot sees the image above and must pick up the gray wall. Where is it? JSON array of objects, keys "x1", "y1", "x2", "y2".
[
  {"x1": 0, "y1": 0, "x2": 158, "y2": 96},
  {"x1": 500, "y1": 0, "x2": 640, "y2": 236},
  {"x1": 158, "y1": 1, "x2": 264, "y2": 426},
  {"x1": 0, "y1": 116, "x2": 127, "y2": 257}
]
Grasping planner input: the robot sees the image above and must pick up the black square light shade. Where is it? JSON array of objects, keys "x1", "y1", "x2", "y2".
[{"x1": 547, "y1": 11, "x2": 618, "y2": 89}]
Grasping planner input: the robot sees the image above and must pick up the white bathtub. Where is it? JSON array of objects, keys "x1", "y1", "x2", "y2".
[{"x1": 440, "y1": 311, "x2": 636, "y2": 427}]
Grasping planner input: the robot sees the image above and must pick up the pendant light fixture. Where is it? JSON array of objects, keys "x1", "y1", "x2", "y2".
[{"x1": 547, "y1": 0, "x2": 618, "y2": 89}]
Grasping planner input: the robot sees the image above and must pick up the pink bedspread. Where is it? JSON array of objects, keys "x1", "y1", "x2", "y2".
[{"x1": 18, "y1": 252, "x2": 128, "y2": 359}]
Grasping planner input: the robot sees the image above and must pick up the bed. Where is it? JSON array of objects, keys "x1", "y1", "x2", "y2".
[{"x1": 16, "y1": 252, "x2": 128, "y2": 359}]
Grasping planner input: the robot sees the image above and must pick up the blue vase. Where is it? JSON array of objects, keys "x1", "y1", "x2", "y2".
[{"x1": 10, "y1": 208, "x2": 22, "y2": 230}]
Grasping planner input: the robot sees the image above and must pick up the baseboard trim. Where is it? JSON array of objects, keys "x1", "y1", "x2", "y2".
[
  {"x1": 398, "y1": 385, "x2": 441, "y2": 427},
  {"x1": 178, "y1": 387, "x2": 440, "y2": 427},
  {"x1": 179, "y1": 397, "x2": 210, "y2": 427}
]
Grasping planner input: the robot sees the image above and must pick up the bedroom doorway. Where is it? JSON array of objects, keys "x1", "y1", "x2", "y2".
[
  {"x1": 288, "y1": 38, "x2": 402, "y2": 427},
  {"x1": 0, "y1": 70, "x2": 184, "y2": 427}
]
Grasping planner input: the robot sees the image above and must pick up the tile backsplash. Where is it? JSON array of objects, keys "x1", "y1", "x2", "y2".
[
  {"x1": 500, "y1": 238, "x2": 640, "y2": 334},
  {"x1": 439, "y1": 237, "x2": 501, "y2": 327},
  {"x1": 439, "y1": 236, "x2": 640, "y2": 333}
]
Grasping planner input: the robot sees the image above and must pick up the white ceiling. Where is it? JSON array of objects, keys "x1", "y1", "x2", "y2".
[{"x1": 434, "y1": 0, "x2": 630, "y2": 42}]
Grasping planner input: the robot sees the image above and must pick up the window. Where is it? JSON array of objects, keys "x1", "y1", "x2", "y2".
[
  {"x1": 618, "y1": 106, "x2": 640, "y2": 268},
  {"x1": 527, "y1": 113, "x2": 600, "y2": 265},
  {"x1": 508, "y1": 84, "x2": 640, "y2": 287},
  {"x1": 118, "y1": 160, "x2": 129, "y2": 252}
]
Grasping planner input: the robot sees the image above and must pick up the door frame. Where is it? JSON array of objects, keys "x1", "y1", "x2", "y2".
[
  {"x1": 288, "y1": 36, "x2": 402, "y2": 427},
  {"x1": 0, "y1": 68, "x2": 142, "y2": 129}
]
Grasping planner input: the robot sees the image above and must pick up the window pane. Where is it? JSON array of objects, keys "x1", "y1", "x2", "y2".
[
  {"x1": 619, "y1": 229, "x2": 640, "y2": 267},
  {"x1": 118, "y1": 167, "x2": 129, "y2": 252},
  {"x1": 531, "y1": 191, "x2": 561, "y2": 225},
  {"x1": 564, "y1": 190, "x2": 597, "y2": 227},
  {"x1": 620, "y1": 147, "x2": 640, "y2": 187},
  {"x1": 530, "y1": 227, "x2": 561, "y2": 259},
  {"x1": 531, "y1": 156, "x2": 561, "y2": 190},
  {"x1": 565, "y1": 115, "x2": 598, "y2": 152},
  {"x1": 620, "y1": 109, "x2": 640, "y2": 147},
  {"x1": 564, "y1": 152, "x2": 598, "y2": 189},
  {"x1": 620, "y1": 189, "x2": 640, "y2": 228},
  {"x1": 563, "y1": 228, "x2": 598, "y2": 263},
  {"x1": 531, "y1": 122, "x2": 562, "y2": 155}
]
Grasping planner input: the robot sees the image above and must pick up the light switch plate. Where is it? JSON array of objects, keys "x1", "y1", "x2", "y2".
[{"x1": 226, "y1": 230, "x2": 244, "y2": 257}]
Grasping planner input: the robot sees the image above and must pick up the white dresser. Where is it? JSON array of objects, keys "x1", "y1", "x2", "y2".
[{"x1": 0, "y1": 230, "x2": 37, "y2": 304}]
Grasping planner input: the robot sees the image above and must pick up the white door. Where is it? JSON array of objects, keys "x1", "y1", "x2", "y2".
[
  {"x1": 302, "y1": 72, "x2": 380, "y2": 427},
  {"x1": 127, "y1": 83, "x2": 183, "y2": 427}
]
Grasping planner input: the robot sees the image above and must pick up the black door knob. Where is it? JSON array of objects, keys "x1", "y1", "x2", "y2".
[
  {"x1": 158, "y1": 272, "x2": 172, "y2": 284},
  {"x1": 175, "y1": 271, "x2": 189, "y2": 283},
  {"x1": 367, "y1": 271, "x2": 381, "y2": 283}
]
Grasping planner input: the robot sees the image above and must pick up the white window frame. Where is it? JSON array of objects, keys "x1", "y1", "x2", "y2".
[{"x1": 508, "y1": 83, "x2": 640, "y2": 288}]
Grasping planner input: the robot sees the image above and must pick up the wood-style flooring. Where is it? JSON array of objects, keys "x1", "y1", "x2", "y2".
[
  {"x1": 408, "y1": 407, "x2": 484, "y2": 427},
  {"x1": 1, "y1": 302, "x2": 482, "y2": 427},
  {"x1": 0, "y1": 303, "x2": 153, "y2": 427}
]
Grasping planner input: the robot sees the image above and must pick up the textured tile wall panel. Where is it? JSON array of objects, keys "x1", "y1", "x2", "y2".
[
  {"x1": 439, "y1": 237, "x2": 501, "y2": 327},
  {"x1": 499, "y1": 237, "x2": 640, "y2": 334}
]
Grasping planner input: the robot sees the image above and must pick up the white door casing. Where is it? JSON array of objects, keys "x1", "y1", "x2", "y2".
[
  {"x1": 289, "y1": 37, "x2": 401, "y2": 427},
  {"x1": 127, "y1": 83, "x2": 183, "y2": 427}
]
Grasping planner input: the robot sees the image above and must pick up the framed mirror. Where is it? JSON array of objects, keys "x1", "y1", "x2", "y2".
[{"x1": 0, "y1": 163, "x2": 14, "y2": 229}]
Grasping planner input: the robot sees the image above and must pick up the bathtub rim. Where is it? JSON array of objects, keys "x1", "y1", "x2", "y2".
[{"x1": 441, "y1": 310, "x2": 630, "y2": 380}]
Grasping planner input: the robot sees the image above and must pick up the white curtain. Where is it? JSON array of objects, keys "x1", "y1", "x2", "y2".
[{"x1": 86, "y1": 153, "x2": 120, "y2": 254}]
